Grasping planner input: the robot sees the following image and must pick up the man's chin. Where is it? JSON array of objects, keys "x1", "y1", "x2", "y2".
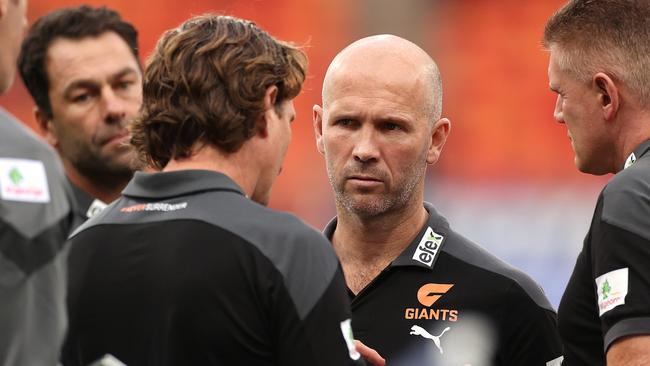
[{"x1": 338, "y1": 194, "x2": 392, "y2": 217}]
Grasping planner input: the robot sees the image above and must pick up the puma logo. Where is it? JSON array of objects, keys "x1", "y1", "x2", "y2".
[{"x1": 409, "y1": 325, "x2": 451, "y2": 354}]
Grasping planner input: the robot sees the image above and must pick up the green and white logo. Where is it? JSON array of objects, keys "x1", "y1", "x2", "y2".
[
  {"x1": 601, "y1": 279, "x2": 611, "y2": 300},
  {"x1": 595, "y1": 268, "x2": 628, "y2": 316},
  {"x1": 8, "y1": 167, "x2": 23, "y2": 185},
  {"x1": 0, "y1": 158, "x2": 50, "y2": 203}
]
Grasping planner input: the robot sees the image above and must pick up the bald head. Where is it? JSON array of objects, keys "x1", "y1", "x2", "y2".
[{"x1": 322, "y1": 35, "x2": 442, "y2": 122}]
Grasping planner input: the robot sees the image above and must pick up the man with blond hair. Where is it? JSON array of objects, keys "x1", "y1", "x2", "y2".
[{"x1": 545, "y1": 0, "x2": 650, "y2": 364}]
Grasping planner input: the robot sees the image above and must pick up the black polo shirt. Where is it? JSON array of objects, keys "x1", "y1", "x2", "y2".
[
  {"x1": 62, "y1": 170, "x2": 364, "y2": 366},
  {"x1": 325, "y1": 202, "x2": 563, "y2": 366},
  {"x1": 558, "y1": 140, "x2": 650, "y2": 366},
  {"x1": 67, "y1": 179, "x2": 107, "y2": 229}
]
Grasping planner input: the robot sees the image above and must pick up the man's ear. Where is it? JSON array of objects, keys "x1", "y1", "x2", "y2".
[
  {"x1": 313, "y1": 104, "x2": 325, "y2": 155},
  {"x1": 426, "y1": 118, "x2": 451, "y2": 165},
  {"x1": 34, "y1": 107, "x2": 58, "y2": 147},
  {"x1": 593, "y1": 72, "x2": 619, "y2": 121},
  {"x1": 257, "y1": 85, "x2": 279, "y2": 138},
  {"x1": 0, "y1": 0, "x2": 8, "y2": 19}
]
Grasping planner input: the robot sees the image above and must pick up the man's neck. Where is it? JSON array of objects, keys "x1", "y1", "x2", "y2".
[
  {"x1": 163, "y1": 144, "x2": 259, "y2": 199},
  {"x1": 613, "y1": 105, "x2": 650, "y2": 173},
  {"x1": 332, "y1": 199, "x2": 428, "y2": 294},
  {"x1": 64, "y1": 163, "x2": 130, "y2": 204}
]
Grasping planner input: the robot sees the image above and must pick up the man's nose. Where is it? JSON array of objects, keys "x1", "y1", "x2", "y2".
[
  {"x1": 102, "y1": 88, "x2": 126, "y2": 124},
  {"x1": 553, "y1": 95, "x2": 564, "y2": 124},
  {"x1": 352, "y1": 127, "x2": 380, "y2": 163}
]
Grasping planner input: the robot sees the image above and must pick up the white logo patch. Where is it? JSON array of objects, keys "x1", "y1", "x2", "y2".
[
  {"x1": 596, "y1": 268, "x2": 629, "y2": 316},
  {"x1": 624, "y1": 152, "x2": 637, "y2": 169},
  {"x1": 546, "y1": 356, "x2": 564, "y2": 366},
  {"x1": 412, "y1": 227, "x2": 444, "y2": 267},
  {"x1": 0, "y1": 158, "x2": 50, "y2": 203},
  {"x1": 340, "y1": 318, "x2": 361, "y2": 360},
  {"x1": 86, "y1": 199, "x2": 108, "y2": 218}
]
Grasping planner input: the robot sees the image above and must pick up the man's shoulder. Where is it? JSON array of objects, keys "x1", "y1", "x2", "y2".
[
  {"x1": 0, "y1": 109, "x2": 59, "y2": 163},
  {"x1": 443, "y1": 229, "x2": 554, "y2": 312},
  {"x1": 600, "y1": 158, "x2": 650, "y2": 239},
  {"x1": 0, "y1": 109, "x2": 71, "y2": 240},
  {"x1": 74, "y1": 189, "x2": 337, "y2": 273}
]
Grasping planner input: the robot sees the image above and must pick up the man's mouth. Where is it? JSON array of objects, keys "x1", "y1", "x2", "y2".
[
  {"x1": 347, "y1": 175, "x2": 383, "y2": 187},
  {"x1": 102, "y1": 130, "x2": 131, "y2": 146}
]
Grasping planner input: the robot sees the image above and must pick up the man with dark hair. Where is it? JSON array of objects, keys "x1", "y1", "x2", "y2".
[
  {"x1": 544, "y1": 0, "x2": 650, "y2": 364},
  {"x1": 18, "y1": 5, "x2": 142, "y2": 227},
  {"x1": 0, "y1": 0, "x2": 72, "y2": 364},
  {"x1": 62, "y1": 14, "x2": 367, "y2": 366},
  {"x1": 314, "y1": 35, "x2": 563, "y2": 366}
]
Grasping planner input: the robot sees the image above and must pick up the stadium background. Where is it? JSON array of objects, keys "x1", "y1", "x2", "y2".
[{"x1": 2, "y1": 0, "x2": 609, "y2": 307}]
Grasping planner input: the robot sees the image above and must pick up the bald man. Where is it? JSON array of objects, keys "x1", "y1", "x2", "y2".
[
  {"x1": 0, "y1": 0, "x2": 72, "y2": 364},
  {"x1": 313, "y1": 35, "x2": 563, "y2": 366}
]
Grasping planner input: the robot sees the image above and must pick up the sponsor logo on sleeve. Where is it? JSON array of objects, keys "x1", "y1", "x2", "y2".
[
  {"x1": 339, "y1": 318, "x2": 361, "y2": 360},
  {"x1": 412, "y1": 227, "x2": 444, "y2": 267},
  {"x1": 0, "y1": 158, "x2": 50, "y2": 203},
  {"x1": 596, "y1": 268, "x2": 628, "y2": 316},
  {"x1": 546, "y1": 356, "x2": 564, "y2": 366}
]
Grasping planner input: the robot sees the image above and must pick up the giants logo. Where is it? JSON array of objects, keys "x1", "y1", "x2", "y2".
[{"x1": 405, "y1": 283, "x2": 458, "y2": 321}]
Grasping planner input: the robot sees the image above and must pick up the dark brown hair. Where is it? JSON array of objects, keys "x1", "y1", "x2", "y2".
[
  {"x1": 18, "y1": 5, "x2": 140, "y2": 118},
  {"x1": 130, "y1": 14, "x2": 307, "y2": 169},
  {"x1": 543, "y1": 0, "x2": 650, "y2": 104}
]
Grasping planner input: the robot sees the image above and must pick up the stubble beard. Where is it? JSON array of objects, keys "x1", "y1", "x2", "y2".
[
  {"x1": 328, "y1": 157, "x2": 426, "y2": 219},
  {"x1": 68, "y1": 143, "x2": 135, "y2": 189}
]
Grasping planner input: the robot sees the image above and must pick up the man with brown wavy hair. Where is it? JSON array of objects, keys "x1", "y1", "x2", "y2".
[{"x1": 62, "y1": 14, "x2": 366, "y2": 366}]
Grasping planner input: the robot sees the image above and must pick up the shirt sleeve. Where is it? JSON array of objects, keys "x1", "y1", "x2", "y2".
[
  {"x1": 271, "y1": 264, "x2": 367, "y2": 366},
  {"x1": 501, "y1": 281, "x2": 564, "y2": 365},
  {"x1": 592, "y1": 220, "x2": 650, "y2": 351}
]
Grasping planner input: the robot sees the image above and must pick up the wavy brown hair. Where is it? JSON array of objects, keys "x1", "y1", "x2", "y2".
[{"x1": 131, "y1": 14, "x2": 307, "y2": 169}]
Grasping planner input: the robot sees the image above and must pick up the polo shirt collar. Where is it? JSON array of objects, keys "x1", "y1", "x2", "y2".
[
  {"x1": 323, "y1": 201, "x2": 450, "y2": 271},
  {"x1": 123, "y1": 170, "x2": 245, "y2": 199},
  {"x1": 623, "y1": 139, "x2": 650, "y2": 170},
  {"x1": 67, "y1": 177, "x2": 94, "y2": 217}
]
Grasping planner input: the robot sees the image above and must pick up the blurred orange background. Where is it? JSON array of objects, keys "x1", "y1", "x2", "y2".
[{"x1": 1, "y1": 0, "x2": 611, "y2": 306}]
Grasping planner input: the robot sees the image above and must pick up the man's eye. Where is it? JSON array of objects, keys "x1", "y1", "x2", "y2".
[
  {"x1": 383, "y1": 122, "x2": 401, "y2": 131},
  {"x1": 336, "y1": 119, "x2": 353, "y2": 126},
  {"x1": 116, "y1": 81, "x2": 133, "y2": 90},
  {"x1": 72, "y1": 94, "x2": 90, "y2": 103}
]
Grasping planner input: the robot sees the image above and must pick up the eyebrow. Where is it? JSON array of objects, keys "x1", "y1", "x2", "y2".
[{"x1": 62, "y1": 66, "x2": 140, "y2": 97}]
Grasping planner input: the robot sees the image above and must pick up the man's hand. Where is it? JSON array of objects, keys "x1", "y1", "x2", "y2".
[
  {"x1": 607, "y1": 335, "x2": 650, "y2": 366},
  {"x1": 355, "y1": 340, "x2": 385, "y2": 366}
]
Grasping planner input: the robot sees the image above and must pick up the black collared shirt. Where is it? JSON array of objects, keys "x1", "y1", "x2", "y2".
[
  {"x1": 558, "y1": 140, "x2": 650, "y2": 365},
  {"x1": 62, "y1": 170, "x2": 364, "y2": 366},
  {"x1": 67, "y1": 179, "x2": 107, "y2": 230},
  {"x1": 325, "y1": 203, "x2": 563, "y2": 366}
]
